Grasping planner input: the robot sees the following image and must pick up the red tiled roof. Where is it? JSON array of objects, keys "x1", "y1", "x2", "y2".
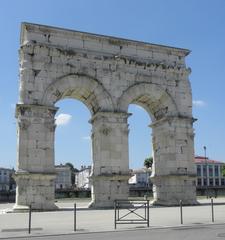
[{"x1": 195, "y1": 156, "x2": 225, "y2": 164}]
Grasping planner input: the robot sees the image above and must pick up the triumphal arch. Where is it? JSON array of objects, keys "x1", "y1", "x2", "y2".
[{"x1": 14, "y1": 23, "x2": 197, "y2": 210}]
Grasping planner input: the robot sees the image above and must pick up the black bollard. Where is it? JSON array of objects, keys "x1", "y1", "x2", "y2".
[
  {"x1": 28, "y1": 205, "x2": 32, "y2": 234},
  {"x1": 180, "y1": 200, "x2": 183, "y2": 224},
  {"x1": 211, "y1": 198, "x2": 214, "y2": 222},
  {"x1": 74, "y1": 203, "x2": 77, "y2": 231}
]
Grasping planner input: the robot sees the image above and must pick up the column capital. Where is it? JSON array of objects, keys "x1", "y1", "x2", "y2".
[
  {"x1": 89, "y1": 111, "x2": 131, "y2": 124},
  {"x1": 149, "y1": 115, "x2": 197, "y2": 128},
  {"x1": 15, "y1": 104, "x2": 58, "y2": 118},
  {"x1": 16, "y1": 104, "x2": 58, "y2": 131}
]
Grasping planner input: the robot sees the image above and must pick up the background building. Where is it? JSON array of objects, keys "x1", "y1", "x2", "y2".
[
  {"x1": 0, "y1": 168, "x2": 15, "y2": 191},
  {"x1": 195, "y1": 156, "x2": 225, "y2": 196},
  {"x1": 55, "y1": 156, "x2": 225, "y2": 196},
  {"x1": 75, "y1": 166, "x2": 92, "y2": 189},
  {"x1": 55, "y1": 164, "x2": 72, "y2": 190},
  {"x1": 129, "y1": 168, "x2": 152, "y2": 188},
  {"x1": 128, "y1": 168, "x2": 152, "y2": 197}
]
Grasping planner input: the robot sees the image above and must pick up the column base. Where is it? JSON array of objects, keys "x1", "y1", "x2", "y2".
[
  {"x1": 89, "y1": 174, "x2": 130, "y2": 209},
  {"x1": 12, "y1": 203, "x2": 58, "y2": 212},
  {"x1": 151, "y1": 199, "x2": 199, "y2": 206},
  {"x1": 88, "y1": 200, "x2": 115, "y2": 209},
  {"x1": 14, "y1": 171, "x2": 57, "y2": 211},
  {"x1": 151, "y1": 174, "x2": 198, "y2": 206}
]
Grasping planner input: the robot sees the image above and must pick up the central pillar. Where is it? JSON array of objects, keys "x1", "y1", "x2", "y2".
[
  {"x1": 150, "y1": 116, "x2": 198, "y2": 206},
  {"x1": 89, "y1": 112, "x2": 131, "y2": 208},
  {"x1": 14, "y1": 104, "x2": 58, "y2": 211}
]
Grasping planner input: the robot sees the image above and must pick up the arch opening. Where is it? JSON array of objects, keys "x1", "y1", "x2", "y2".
[
  {"x1": 128, "y1": 104, "x2": 152, "y2": 197},
  {"x1": 128, "y1": 104, "x2": 152, "y2": 170},
  {"x1": 119, "y1": 82, "x2": 179, "y2": 201},
  {"x1": 41, "y1": 74, "x2": 114, "y2": 114},
  {"x1": 54, "y1": 99, "x2": 92, "y2": 195},
  {"x1": 118, "y1": 82, "x2": 178, "y2": 122}
]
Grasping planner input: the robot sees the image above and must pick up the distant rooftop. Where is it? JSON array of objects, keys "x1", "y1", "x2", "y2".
[
  {"x1": 0, "y1": 167, "x2": 14, "y2": 171},
  {"x1": 55, "y1": 164, "x2": 70, "y2": 169},
  {"x1": 195, "y1": 156, "x2": 225, "y2": 164},
  {"x1": 131, "y1": 168, "x2": 152, "y2": 173}
]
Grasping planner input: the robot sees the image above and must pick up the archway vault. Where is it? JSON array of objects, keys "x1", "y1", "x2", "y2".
[
  {"x1": 41, "y1": 73, "x2": 114, "y2": 115},
  {"x1": 117, "y1": 82, "x2": 179, "y2": 122},
  {"x1": 14, "y1": 22, "x2": 197, "y2": 211}
]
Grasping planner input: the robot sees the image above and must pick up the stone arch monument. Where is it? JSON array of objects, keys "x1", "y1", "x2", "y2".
[{"x1": 14, "y1": 23, "x2": 197, "y2": 210}]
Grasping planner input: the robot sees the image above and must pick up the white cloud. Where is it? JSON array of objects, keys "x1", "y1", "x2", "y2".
[
  {"x1": 55, "y1": 113, "x2": 72, "y2": 126},
  {"x1": 82, "y1": 136, "x2": 91, "y2": 141},
  {"x1": 193, "y1": 100, "x2": 206, "y2": 107}
]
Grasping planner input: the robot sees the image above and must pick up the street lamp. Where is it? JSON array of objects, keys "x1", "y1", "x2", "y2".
[{"x1": 204, "y1": 146, "x2": 209, "y2": 198}]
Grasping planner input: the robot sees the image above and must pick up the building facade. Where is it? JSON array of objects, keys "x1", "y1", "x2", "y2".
[
  {"x1": 129, "y1": 168, "x2": 152, "y2": 188},
  {"x1": 0, "y1": 168, "x2": 15, "y2": 191},
  {"x1": 75, "y1": 166, "x2": 92, "y2": 189},
  {"x1": 55, "y1": 165, "x2": 72, "y2": 190},
  {"x1": 195, "y1": 156, "x2": 225, "y2": 189}
]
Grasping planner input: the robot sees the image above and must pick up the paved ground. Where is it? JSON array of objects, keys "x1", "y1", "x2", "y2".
[
  {"x1": 0, "y1": 197, "x2": 225, "y2": 239},
  {"x1": 2, "y1": 223, "x2": 225, "y2": 240}
]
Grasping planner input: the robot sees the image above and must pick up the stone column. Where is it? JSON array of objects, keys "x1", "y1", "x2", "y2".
[
  {"x1": 14, "y1": 104, "x2": 58, "y2": 211},
  {"x1": 213, "y1": 165, "x2": 215, "y2": 186},
  {"x1": 219, "y1": 165, "x2": 221, "y2": 186},
  {"x1": 89, "y1": 112, "x2": 131, "y2": 208},
  {"x1": 201, "y1": 165, "x2": 204, "y2": 187},
  {"x1": 150, "y1": 116, "x2": 197, "y2": 206}
]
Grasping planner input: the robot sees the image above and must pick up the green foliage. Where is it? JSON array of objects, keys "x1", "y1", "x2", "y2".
[
  {"x1": 144, "y1": 157, "x2": 153, "y2": 168},
  {"x1": 65, "y1": 162, "x2": 74, "y2": 170},
  {"x1": 222, "y1": 165, "x2": 225, "y2": 177}
]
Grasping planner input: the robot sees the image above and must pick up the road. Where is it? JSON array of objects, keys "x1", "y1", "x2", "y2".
[{"x1": 3, "y1": 224, "x2": 225, "y2": 240}]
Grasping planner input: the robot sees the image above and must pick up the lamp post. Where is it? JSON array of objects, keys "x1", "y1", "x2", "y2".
[{"x1": 204, "y1": 146, "x2": 209, "y2": 198}]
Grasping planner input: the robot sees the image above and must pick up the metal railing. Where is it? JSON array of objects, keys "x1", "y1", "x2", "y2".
[
  {"x1": 179, "y1": 198, "x2": 215, "y2": 225},
  {"x1": 114, "y1": 199, "x2": 149, "y2": 229},
  {"x1": 27, "y1": 203, "x2": 78, "y2": 234}
]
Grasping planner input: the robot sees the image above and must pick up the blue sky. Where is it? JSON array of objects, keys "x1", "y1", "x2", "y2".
[{"x1": 0, "y1": 0, "x2": 225, "y2": 169}]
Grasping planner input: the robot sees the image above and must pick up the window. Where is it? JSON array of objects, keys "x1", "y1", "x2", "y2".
[
  {"x1": 197, "y1": 165, "x2": 201, "y2": 177},
  {"x1": 209, "y1": 178, "x2": 213, "y2": 186},
  {"x1": 209, "y1": 165, "x2": 213, "y2": 177},
  {"x1": 197, "y1": 178, "x2": 202, "y2": 186},
  {"x1": 215, "y1": 165, "x2": 219, "y2": 177},
  {"x1": 215, "y1": 178, "x2": 219, "y2": 186},
  {"x1": 203, "y1": 166, "x2": 207, "y2": 177},
  {"x1": 221, "y1": 179, "x2": 225, "y2": 185},
  {"x1": 203, "y1": 178, "x2": 207, "y2": 186}
]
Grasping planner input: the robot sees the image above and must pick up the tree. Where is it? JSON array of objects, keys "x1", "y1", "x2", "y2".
[
  {"x1": 65, "y1": 162, "x2": 74, "y2": 170},
  {"x1": 222, "y1": 165, "x2": 225, "y2": 177},
  {"x1": 144, "y1": 157, "x2": 153, "y2": 169}
]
